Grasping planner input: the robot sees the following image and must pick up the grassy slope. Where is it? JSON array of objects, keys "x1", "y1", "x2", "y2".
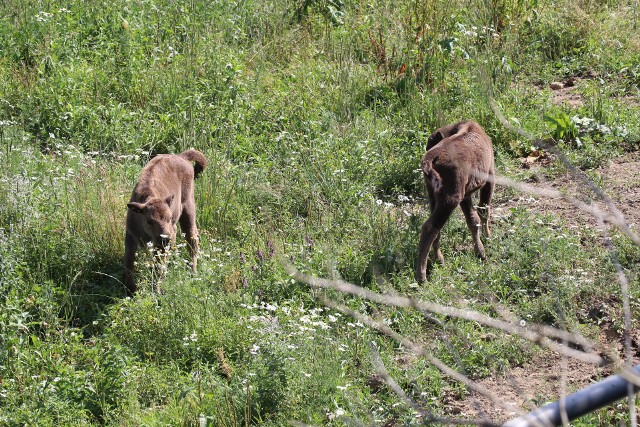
[{"x1": 1, "y1": 0, "x2": 639, "y2": 425}]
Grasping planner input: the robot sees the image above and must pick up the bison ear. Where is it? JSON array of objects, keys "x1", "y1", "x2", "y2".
[
  {"x1": 426, "y1": 131, "x2": 445, "y2": 151},
  {"x1": 127, "y1": 202, "x2": 146, "y2": 214},
  {"x1": 165, "y1": 195, "x2": 174, "y2": 206}
]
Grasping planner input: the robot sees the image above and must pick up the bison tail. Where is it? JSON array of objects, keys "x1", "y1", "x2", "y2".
[
  {"x1": 422, "y1": 158, "x2": 442, "y2": 193},
  {"x1": 180, "y1": 149, "x2": 207, "y2": 178}
]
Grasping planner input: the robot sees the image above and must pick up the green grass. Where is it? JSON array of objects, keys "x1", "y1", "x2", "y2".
[{"x1": 1, "y1": 0, "x2": 640, "y2": 425}]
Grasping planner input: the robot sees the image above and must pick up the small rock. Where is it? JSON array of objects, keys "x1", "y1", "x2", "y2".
[
  {"x1": 448, "y1": 406, "x2": 462, "y2": 415},
  {"x1": 480, "y1": 333, "x2": 498, "y2": 341},
  {"x1": 366, "y1": 374, "x2": 385, "y2": 393},
  {"x1": 550, "y1": 81, "x2": 564, "y2": 90}
]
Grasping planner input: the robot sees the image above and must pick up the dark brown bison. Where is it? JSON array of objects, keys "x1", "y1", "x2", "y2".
[{"x1": 416, "y1": 121, "x2": 495, "y2": 283}]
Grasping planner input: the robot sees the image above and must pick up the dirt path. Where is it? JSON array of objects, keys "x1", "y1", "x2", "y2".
[
  {"x1": 495, "y1": 153, "x2": 640, "y2": 231},
  {"x1": 446, "y1": 353, "x2": 610, "y2": 422}
]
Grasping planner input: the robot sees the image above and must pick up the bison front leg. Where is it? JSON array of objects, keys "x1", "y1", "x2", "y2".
[{"x1": 415, "y1": 204, "x2": 455, "y2": 283}]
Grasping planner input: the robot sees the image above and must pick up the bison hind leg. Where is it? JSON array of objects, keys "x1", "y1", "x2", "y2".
[
  {"x1": 460, "y1": 197, "x2": 486, "y2": 260},
  {"x1": 179, "y1": 208, "x2": 199, "y2": 272},
  {"x1": 478, "y1": 179, "x2": 494, "y2": 238},
  {"x1": 415, "y1": 203, "x2": 456, "y2": 283}
]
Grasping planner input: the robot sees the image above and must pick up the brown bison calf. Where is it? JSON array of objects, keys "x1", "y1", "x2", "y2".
[
  {"x1": 415, "y1": 121, "x2": 494, "y2": 283},
  {"x1": 124, "y1": 149, "x2": 207, "y2": 295}
]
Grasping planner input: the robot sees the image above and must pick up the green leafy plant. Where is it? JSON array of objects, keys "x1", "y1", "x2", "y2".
[{"x1": 544, "y1": 111, "x2": 579, "y2": 143}]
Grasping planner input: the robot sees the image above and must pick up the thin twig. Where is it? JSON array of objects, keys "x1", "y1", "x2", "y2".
[
  {"x1": 284, "y1": 262, "x2": 602, "y2": 365},
  {"x1": 597, "y1": 216, "x2": 638, "y2": 427},
  {"x1": 368, "y1": 343, "x2": 500, "y2": 427},
  {"x1": 317, "y1": 294, "x2": 514, "y2": 424},
  {"x1": 368, "y1": 343, "x2": 432, "y2": 420},
  {"x1": 491, "y1": 175, "x2": 640, "y2": 246},
  {"x1": 489, "y1": 98, "x2": 639, "y2": 246}
]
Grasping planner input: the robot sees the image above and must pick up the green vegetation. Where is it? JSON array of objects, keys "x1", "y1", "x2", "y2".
[{"x1": 1, "y1": 0, "x2": 639, "y2": 424}]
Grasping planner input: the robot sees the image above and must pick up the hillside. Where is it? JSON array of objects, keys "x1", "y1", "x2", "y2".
[{"x1": 1, "y1": 0, "x2": 640, "y2": 425}]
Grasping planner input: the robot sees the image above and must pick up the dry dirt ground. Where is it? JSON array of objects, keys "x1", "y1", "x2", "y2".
[
  {"x1": 449, "y1": 154, "x2": 640, "y2": 424},
  {"x1": 499, "y1": 153, "x2": 640, "y2": 231}
]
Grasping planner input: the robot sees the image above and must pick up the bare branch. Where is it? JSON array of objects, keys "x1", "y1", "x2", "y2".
[
  {"x1": 492, "y1": 175, "x2": 640, "y2": 246},
  {"x1": 597, "y1": 216, "x2": 638, "y2": 426},
  {"x1": 368, "y1": 343, "x2": 502, "y2": 427},
  {"x1": 488, "y1": 98, "x2": 640, "y2": 246},
  {"x1": 317, "y1": 294, "x2": 514, "y2": 423},
  {"x1": 368, "y1": 344, "x2": 432, "y2": 421},
  {"x1": 284, "y1": 261, "x2": 603, "y2": 365}
]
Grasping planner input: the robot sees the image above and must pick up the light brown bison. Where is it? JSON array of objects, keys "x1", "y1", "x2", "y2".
[
  {"x1": 124, "y1": 149, "x2": 207, "y2": 294},
  {"x1": 415, "y1": 121, "x2": 494, "y2": 283}
]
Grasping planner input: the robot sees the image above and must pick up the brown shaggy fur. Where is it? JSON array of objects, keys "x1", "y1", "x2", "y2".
[
  {"x1": 124, "y1": 149, "x2": 207, "y2": 294},
  {"x1": 415, "y1": 121, "x2": 495, "y2": 283}
]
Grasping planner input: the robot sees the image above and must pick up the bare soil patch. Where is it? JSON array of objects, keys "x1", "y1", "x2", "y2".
[
  {"x1": 495, "y1": 153, "x2": 640, "y2": 231},
  {"x1": 446, "y1": 352, "x2": 607, "y2": 422},
  {"x1": 548, "y1": 77, "x2": 584, "y2": 108},
  {"x1": 450, "y1": 327, "x2": 640, "y2": 424},
  {"x1": 451, "y1": 154, "x2": 640, "y2": 423}
]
